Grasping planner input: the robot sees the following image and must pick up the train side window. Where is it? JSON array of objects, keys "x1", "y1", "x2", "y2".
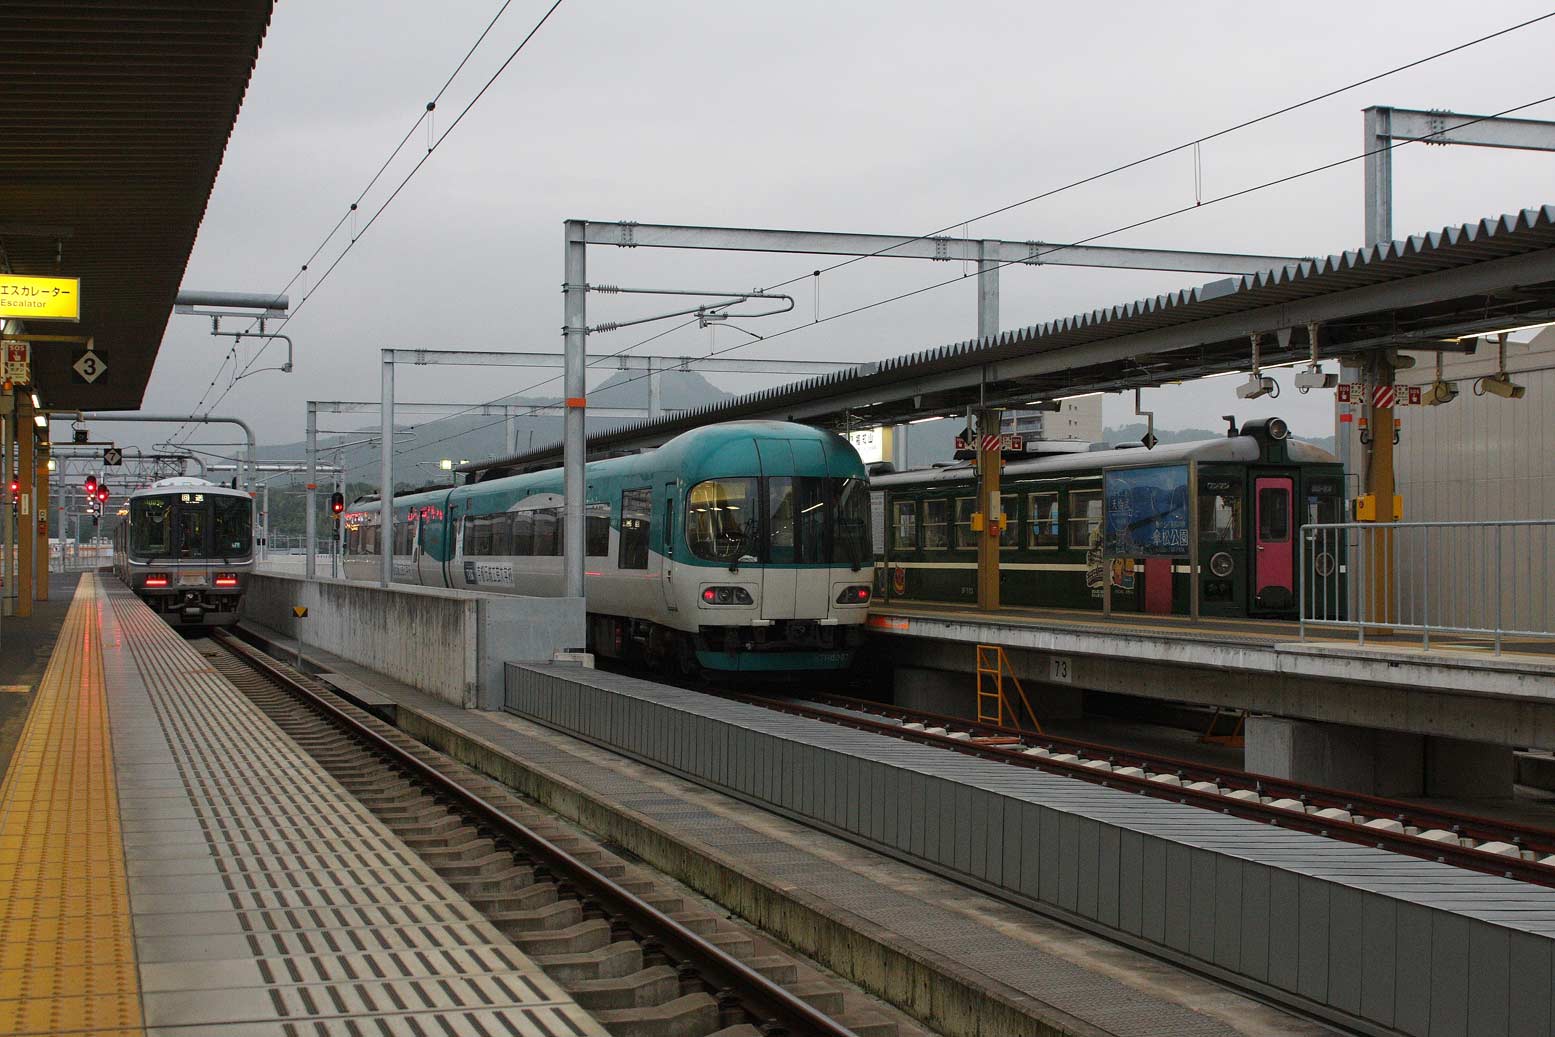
[
  {"x1": 1199, "y1": 482, "x2": 1244, "y2": 542},
  {"x1": 892, "y1": 500, "x2": 918, "y2": 551},
  {"x1": 953, "y1": 497, "x2": 976, "y2": 549},
  {"x1": 619, "y1": 488, "x2": 652, "y2": 569},
  {"x1": 1258, "y1": 487, "x2": 1290, "y2": 542},
  {"x1": 511, "y1": 511, "x2": 534, "y2": 556},
  {"x1": 1028, "y1": 491, "x2": 1060, "y2": 548},
  {"x1": 490, "y1": 513, "x2": 512, "y2": 556},
  {"x1": 533, "y1": 508, "x2": 559, "y2": 556},
  {"x1": 922, "y1": 499, "x2": 949, "y2": 550},
  {"x1": 586, "y1": 502, "x2": 611, "y2": 557},
  {"x1": 999, "y1": 494, "x2": 1019, "y2": 549},
  {"x1": 1068, "y1": 489, "x2": 1102, "y2": 549},
  {"x1": 1305, "y1": 477, "x2": 1344, "y2": 525},
  {"x1": 462, "y1": 515, "x2": 482, "y2": 556}
]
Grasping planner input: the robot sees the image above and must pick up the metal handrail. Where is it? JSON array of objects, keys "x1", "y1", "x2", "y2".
[{"x1": 1299, "y1": 518, "x2": 1555, "y2": 652}]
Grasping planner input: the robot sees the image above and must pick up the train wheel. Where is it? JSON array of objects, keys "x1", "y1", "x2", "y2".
[{"x1": 674, "y1": 636, "x2": 703, "y2": 682}]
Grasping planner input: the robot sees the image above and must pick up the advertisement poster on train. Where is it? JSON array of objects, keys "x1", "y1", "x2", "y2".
[{"x1": 1102, "y1": 464, "x2": 1191, "y2": 558}]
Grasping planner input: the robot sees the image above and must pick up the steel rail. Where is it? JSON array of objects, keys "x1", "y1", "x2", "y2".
[
  {"x1": 210, "y1": 630, "x2": 859, "y2": 1037},
  {"x1": 714, "y1": 687, "x2": 1555, "y2": 888},
  {"x1": 790, "y1": 691, "x2": 1555, "y2": 851}
]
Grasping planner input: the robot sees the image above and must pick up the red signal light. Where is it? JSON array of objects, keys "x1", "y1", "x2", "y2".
[
  {"x1": 330, "y1": 491, "x2": 344, "y2": 515},
  {"x1": 7, "y1": 478, "x2": 16, "y2": 496},
  {"x1": 84, "y1": 475, "x2": 96, "y2": 493},
  {"x1": 97, "y1": 487, "x2": 109, "y2": 504}
]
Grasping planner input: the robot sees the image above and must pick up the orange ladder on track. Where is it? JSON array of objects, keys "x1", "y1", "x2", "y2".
[{"x1": 975, "y1": 644, "x2": 1044, "y2": 734}]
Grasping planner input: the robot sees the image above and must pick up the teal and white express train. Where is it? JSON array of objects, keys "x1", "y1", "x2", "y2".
[{"x1": 342, "y1": 421, "x2": 875, "y2": 674}]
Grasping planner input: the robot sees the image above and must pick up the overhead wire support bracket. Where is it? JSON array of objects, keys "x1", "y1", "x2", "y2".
[{"x1": 583, "y1": 285, "x2": 794, "y2": 335}]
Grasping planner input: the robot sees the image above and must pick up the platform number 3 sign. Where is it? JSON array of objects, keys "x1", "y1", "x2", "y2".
[{"x1": 71, "y1": 345, "x2": 108, "y2": 385}]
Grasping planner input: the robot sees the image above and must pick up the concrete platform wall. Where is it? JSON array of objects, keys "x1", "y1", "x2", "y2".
[
  {"x1": 506, "y1": 663, "x2": 1555, "y2": 1037},
  {"x1": 244, "y1": 574, "x2": 583, "y2": 709}
]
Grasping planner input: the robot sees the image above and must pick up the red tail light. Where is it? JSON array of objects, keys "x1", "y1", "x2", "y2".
[
  {"x1": 143, "y1": 575, "x2": 169, "y2": 588},
  {"x1": 835, "y1": 585, "x2": 872, "y2": 604},
  {"x1": 214, "y1": 574, "x2": 239, "y2": 587}
]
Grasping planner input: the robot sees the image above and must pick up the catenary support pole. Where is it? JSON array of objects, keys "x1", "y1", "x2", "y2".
[
  {"x1": 305, "y1": 402, "x2": 317, "y2": 579},
  {"x1": 380, "y1": 350, "x2": 394, "y2": 589},
  {"x1": 974, "y1": 241, "x2": 1002, "y2": 611},
  {"x1": 563, "y1": 220, "x2": 587, "y2": 600},
  {"x1": 1, "y1": 400, "x2": 11, "y2": 619},
  {"x1": 976, "y1": 407, "x2": 1003, "y2": 612},
  {"x1": 35, "y1": 443, "x2": 48, "y2": 601}
]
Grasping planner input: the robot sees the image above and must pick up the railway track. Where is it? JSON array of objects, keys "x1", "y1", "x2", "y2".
[
  {"x1": 203, "y1": 630, "x2": 926, "y2": 1037},
  {"x1": 712, "y1": 686, "x2": 1555, "y2": 887}
]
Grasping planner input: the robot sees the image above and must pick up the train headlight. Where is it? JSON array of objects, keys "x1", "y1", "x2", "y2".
[
  {"x1": 700, "y1": 585, "x2": 754, "y2": 606},
  {"x1": 835, "y1": 585, "x2": 872, "y2": 605},
  {"x1": 1208, "y1": 552, "x2": 1234, "y2": 578}
]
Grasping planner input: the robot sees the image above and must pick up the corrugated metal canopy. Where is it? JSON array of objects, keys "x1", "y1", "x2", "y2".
[
  {"x1": 464, "y1": 204, "x2": 1555, "y2": 479},
  {"x1": 0, "y1": 1, "x2": 274, "y2": 411}
]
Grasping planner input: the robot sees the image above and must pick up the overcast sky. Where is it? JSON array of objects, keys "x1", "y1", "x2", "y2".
[{"x1": 136, "y1": 0, "x2": 1555, "y2": 462}]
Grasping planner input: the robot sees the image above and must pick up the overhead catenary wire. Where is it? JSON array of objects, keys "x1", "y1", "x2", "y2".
[
  {"x1": 363, "y1": 9, "x2": 1555, "y2": 452},
  {"x1": 343, "y1": 88, "x2": 1555, "y2": 479},
  {"x1": 170, "y1": 0, "x2": 563, "y2": 444}
]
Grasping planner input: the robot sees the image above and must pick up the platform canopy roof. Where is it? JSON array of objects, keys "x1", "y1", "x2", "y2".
[
  {"x1": 0, "y1": 1, "x2": 275, "y2": 412},
  {"x1": 463, "y1": 204, "x2": 1555, "y2": 478}
]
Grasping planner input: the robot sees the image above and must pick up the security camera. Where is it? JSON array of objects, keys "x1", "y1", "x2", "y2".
[
  {"x1": 1293, "y1": 366, "x2": 1338, "y2": 391},
  {"x1": 1424, "y1": 380, "x2": 1459, "y2": 405},
  {"x1": 1236, "y1": 373, "x2": 1277, "y2": 399},
  {"x1": 1480, "y1": 373, "x2": 1526, "y2": 399}
]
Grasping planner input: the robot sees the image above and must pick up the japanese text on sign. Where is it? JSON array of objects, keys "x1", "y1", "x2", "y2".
[
  {"x1": 1103, "y1": 464, "x2": 1191, "y2": 558},
  {"x1": 0, "y1": 275, "x2": 80, "y2": 321}
]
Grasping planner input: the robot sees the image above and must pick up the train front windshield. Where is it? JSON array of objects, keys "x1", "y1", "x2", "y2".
[
  {"x1": 687, "y1": 477, "x2": 871, "y2": 566},
  {"x1": 129, "y1": 492, "x2": 252, "y2": 561}
]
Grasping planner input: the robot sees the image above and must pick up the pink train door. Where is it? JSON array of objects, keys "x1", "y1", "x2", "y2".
[{"x1": 1253, "y1": 476, "x2": 1294, "y2": 612}]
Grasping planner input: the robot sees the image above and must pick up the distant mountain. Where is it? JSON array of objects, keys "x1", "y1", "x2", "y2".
[{"x1": 253, "y1": 369, "x2": 736, "y2": 496}]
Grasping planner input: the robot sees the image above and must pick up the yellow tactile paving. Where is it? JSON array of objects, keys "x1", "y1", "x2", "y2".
[{"x1": 0, "y1": 577, "x2": 144, "y2": 1035}]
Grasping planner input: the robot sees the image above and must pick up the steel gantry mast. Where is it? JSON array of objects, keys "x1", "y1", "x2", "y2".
[
  {"x1": 1356, "y1": 105, "x2": 1555, "y2": 623},
  {"x1": 560, "y1": 219, "x2": 1300, "y2": 609}
]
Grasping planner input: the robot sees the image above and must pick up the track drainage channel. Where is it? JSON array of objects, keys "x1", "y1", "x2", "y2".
[{"x1": 202, "y1": 632, "x2": 923, "y2": 1037}]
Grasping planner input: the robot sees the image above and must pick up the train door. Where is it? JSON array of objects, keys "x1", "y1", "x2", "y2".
[
  {"x1": 659, "y1": 482, "x2": 678, "y2": 612},
  {"x1": 1253, "y1": 475, "x2": 1295, "y2": 611},
  {"x1": 443, "y1": 500, "x2": 460, "y2": 589},
  {"x1": 404, "y1": 508, "x2": 423, "y2": 585}
]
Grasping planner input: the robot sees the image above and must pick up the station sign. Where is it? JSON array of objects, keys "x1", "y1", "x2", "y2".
[
  {"x1": 0, "y1": 274, "x2": 80, "y2": 321},
  {"x1": 1103, "y1": 463, "x2": 1190, "y2": 558},
  {"x1": 846, "y1": 426, "x2": 885, "y2": 465}
]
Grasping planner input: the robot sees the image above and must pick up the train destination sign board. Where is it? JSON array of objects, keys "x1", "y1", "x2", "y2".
[
  {"x1": 0, "y1": 274, "x2": 80, "y2": 321},
  {"x1": 1103, "y1": 463, "x2": 1190, "y2": 558}
]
